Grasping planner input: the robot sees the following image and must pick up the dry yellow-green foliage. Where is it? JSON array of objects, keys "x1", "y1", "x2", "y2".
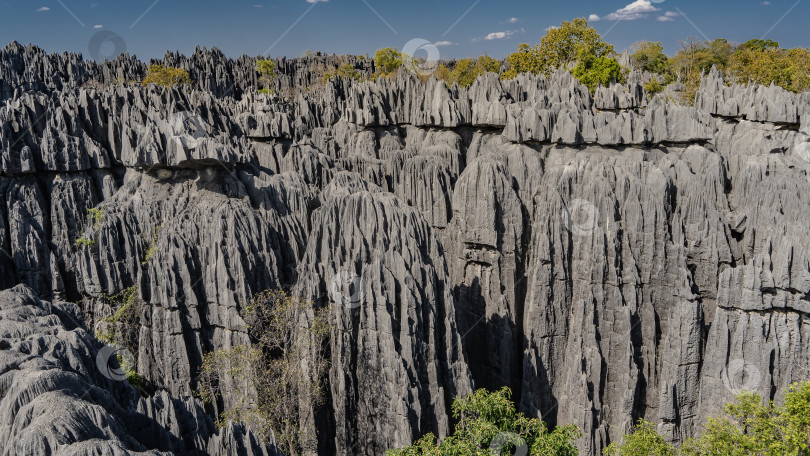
[
  {"x1": 727, "y1": 47, "x2": 810, "y2": 93},
  {"x1": 374, "y1": 47, "x2": 403, "y2": 76},
  {"x1": 322, "y1": 63, "x2": 363, "y2": 83},
  {"x1": 142, "y1": 65, "x2": 191, "y2": 87},
  {"x1": 256, "y1": 59, "x2": 277, "y2": 93},
  {"x1": 434, "y1": 56, "x2": 501, "y2": 88},
  {"x1": 198, "y1": 290, "x2": 329, "y2": 456}
]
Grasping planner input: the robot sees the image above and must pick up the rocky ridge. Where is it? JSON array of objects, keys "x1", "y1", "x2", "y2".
[{"x1": 1, "y1": 43, "x2": 809, "y2": 455}]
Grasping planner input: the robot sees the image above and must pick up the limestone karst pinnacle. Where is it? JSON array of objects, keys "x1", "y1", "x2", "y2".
[{"x1": 0, "y1": 42, "x2": 809, "y2": 455}]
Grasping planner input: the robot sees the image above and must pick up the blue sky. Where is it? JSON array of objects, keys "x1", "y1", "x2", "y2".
[{"x1": 0, "y1": 0, "x2": 807, "y2": 61}]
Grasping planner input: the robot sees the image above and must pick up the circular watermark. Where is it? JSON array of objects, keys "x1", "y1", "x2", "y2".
[
  {"x1": 489, "y1": 432, "x2": 528, "y2": 456},
  {"x1": 87, "y1": 30, "x2": 126, "y2": 62},
  {"x1": 561, "y1": 199, "x2": 600, "y2": 236},
  {"x1": 169, "y1": 110, "x2": 207, "y2": 149},
  {"x1": 722, "y1": 359, "x2": 761, "y2": 395},
  {"x1": 328, "y1": 270, "x2": 365, "y2": 309},
  {"x1": 96, "y1": 345, "x2": 135, "y2": 382},
  {"x1": 402, "y1": 38, "x2": 440, "y2": 76}
]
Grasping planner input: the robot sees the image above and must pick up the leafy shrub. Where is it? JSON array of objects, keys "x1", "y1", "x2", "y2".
[
  {"x1": 256, "y1": 59, "x2": 277, "y2": 93},
  {"x1": 435, "y1": 56, "x2": 501, "y2": 88},
  {"x1": 605, "y1": 420, "x2": 674, "y2": 456},
  {"x1": 74, "y1": 207, "x2": 106, "y2": 249},
  {"x1": 644, "y1": 79, "x2": 665, "y2": 97},
  {"x1": 95, "y1": 285, "x2": 139, "y2": 346},
  {"x1": 87, "y1": 207, "x2": 105, "y2": 229},
  {"x1": 142, "y1": 64, "x2": 191, "y2": 87},
  {"x1": 74, "y1": 237, "x2": 95, "y2": 248},
  {"x1": 322, "y1": 63, "x2": 363, "y2": 83},
  {"x1": 387, "y1": 387, "x2": 581, "y2": 455},
  {"x1": 572, "y1": 50, "x2": 625, "y2": 93},
  {"x1": 503, "y1": 17, "x2": 614, "y2": 79},
  {"x1": 141, "y1": 224, "x2": 162, "y2": 265},
  {"x1": 199, "y1": 290, "x2": 330, "y2": 455},
  {"x1": 374, "y1": 47, "x2": 403, "y2": 76}
]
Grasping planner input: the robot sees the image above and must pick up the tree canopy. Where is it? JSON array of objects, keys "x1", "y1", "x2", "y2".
[
  {"x1": 374, "y1": 47, "x2": 403, "y2": 76},
  {"x1": 386, "y1": 387, "x2": 581, "y2": 455},
  {"x1": 503, "y1": 18, "x2": 614, "y2": 80},
  {"x1": 606, "y1": 381, "x2": 810, "y2": 456},
  {"x1": 142, "y1": 65, "x2": 191, "y2": 87}
]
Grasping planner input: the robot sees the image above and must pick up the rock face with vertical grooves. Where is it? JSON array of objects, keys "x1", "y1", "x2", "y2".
[
  {"x1": 0, "y1": 284, "x2": 274, "y2": 456},
  {"x1": 1, "y1": 42, "x2": 810, "y2": 456}
]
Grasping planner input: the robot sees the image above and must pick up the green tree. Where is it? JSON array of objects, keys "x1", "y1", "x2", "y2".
[
  {"x1": 374, "y1": 47, "x2": 403, "y2": 76},
  {"x1": 256, "y1": 59, "x2": 277, "y2": 94},
  {"x1": 503, "y1": 18, "x2": 614, "y2": 79},
  {"x1": 142, "y1": 65, "x2": 191, "y2": 87},
  {"x1": 606, "y1": 381, "x2": 810, "y2": 456},
  {"x1": 644, "y1": 79, "x2": 666, "y2": 97},
  {"x1": 572, "y1": 49, "x2": 625, "y2": 92},
  {"x1": 605, "y1": 420, "x2": 675, "y2": 456},
  {"x1": 387, "y1": 387, "x2": 581, "y2": 455},
  {"x1": 739, "y1": 39, "x2": 780, "y2": 51},
  {"x1": 727, "y1": 47, "x2": 810, "y2": 93},
  {"x1": 630, "y1": 41, "x2": 670, "y2": 76},
  {"x1": 681, "y1": 382, "x2": 810, "y2": 456},
  {"x1": 199, "y1": 290, "x2": 330, "y2": 456},
  {"x1": 668, "y1": 37, "x2": 736, "y2": 105}
]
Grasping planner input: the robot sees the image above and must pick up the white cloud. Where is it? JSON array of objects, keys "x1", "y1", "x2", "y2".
[
  {"x1": 507, "y1": 17, "x2": 520, "y2": 23},
  {"x1": 657, "y1": 10, "x2": 678, "y2": 21},
  {"x1": 434, "y1": 41, "x2": 456, "y2": 47},
  {"x1": 588, "y1": 14, "x2": 601, "y2": 22},
  {"x1": 306, "y1": 0, "x2": 328, "y2": 3},
  {"x1": 761, "y1": 1, "x2": 771, "y2": 5},
  {"x1": 480, "y1": 28, "x2": 524, "y2": 41},
  {"x1": 36, "y1": 6, "x2": 49, "y2": 12},
  {"x1": 253, "y1": 4, "x2": 263, "y2": 7},
  {"x1": 603, "y1": 0, "x2": 661, "y2": 21},
  {"x1": 93, "y1": 24, "x2": 103, "y2": 29}
]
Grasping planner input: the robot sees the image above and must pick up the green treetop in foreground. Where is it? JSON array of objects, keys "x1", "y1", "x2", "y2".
[
  {"x1": 607, "y1": 381, "x2": 810, "y2": 456},
  {"x1": 389, "y1": 381, "x2": 810, "y2": 455},
  {"x1": 387, "y1": 387, "x2": 581, "y2": 455}
]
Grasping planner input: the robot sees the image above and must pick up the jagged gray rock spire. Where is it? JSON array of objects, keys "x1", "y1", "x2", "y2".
[
  {"x1": 0, "y1": 285, "x2": 275, "y2": 456},
  {"x1": 1, "y1": 42, "x2": 809, "y2": 455}
]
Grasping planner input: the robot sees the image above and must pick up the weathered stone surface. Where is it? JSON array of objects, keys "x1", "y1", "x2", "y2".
[
  {"x1": 2, "y1": 42, "x2": 810, "y2": 456},
  {"x1": 0, "y1": 284, "x2": 274, "y2": 456}
]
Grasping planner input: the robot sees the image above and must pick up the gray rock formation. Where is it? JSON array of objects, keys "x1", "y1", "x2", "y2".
[
  {"x1": 1, "y1": 42, "x2": 809, "y2": 455},
  {"x1": 0, "y1": 284, "x2": 274, "y2": 455}
]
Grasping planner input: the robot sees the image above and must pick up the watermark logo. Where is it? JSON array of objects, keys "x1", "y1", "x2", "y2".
[
  {"x1": 489, "y1": 431, "x2": 528, "y2": 456},
  {"x1": 402, "y1": 39, "x2": 440, "y2": 76},
  {"x1": 96, "y1": 345, "x2": 135, "y2": 382},
  {"x1": 87, "y1": 30, "x2": 126, "y2": 62},
  {"x1": 722, "y1": 359, "x2": 761, "y2": 395},
  {"x1": 328, "y1": 270, "x2": 365, "y2": 309},
  {"x1": 561, "y1": 199, "x2": 600, "y2": 236}
]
